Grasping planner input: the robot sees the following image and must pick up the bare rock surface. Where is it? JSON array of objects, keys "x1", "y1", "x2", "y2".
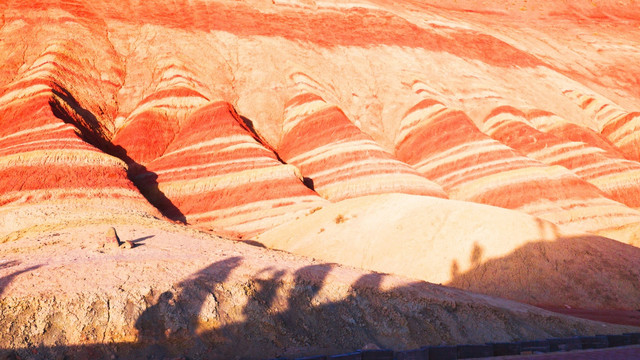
[{"x1": 1, "y1": 223, "x2": 637, "y2": 359}]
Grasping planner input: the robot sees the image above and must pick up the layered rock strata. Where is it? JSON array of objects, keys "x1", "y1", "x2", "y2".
[
  {"x1": 484, "y1": 106, "x2": 640, "y2": 210},
  {"x1": 3, "y1": 0, "x2": 640, "y2": 356},
  {"x1": 0, "y1": 40, "x2": 161, "y2": 240},
  {"x1": 279, "y1": 92, "x2": 447, "y2": 201},
  {"x1": 396, "y1": 99, "x2": 640, "y2": 244},
  {"x1": 564, "y1": 89, "x2": 640, "y2": 163},
  {"x1": 116, "y1": 99, "x2": 327, "y2": 238}
]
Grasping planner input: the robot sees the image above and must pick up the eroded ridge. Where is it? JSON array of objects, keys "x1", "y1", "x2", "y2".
[
  {"x1": 485, "y1": 106, "x2": 640, "y2": 210},
  {"x1": 112, "y1": 57, "x2": 212, "y2": 166},
  {"x1": 396, "y1": 99, "x2": 640, "y2": 244},
  {"x1": 130, "y1": 101, "x2": 328, "y2": 238},
  {"x1": 278, "y1": 92, "x2": 447, "y2": 202},
  {"x1": 564, "y1": 89, "x2": 640, "y2": 163},
  {"x1": 0, "y1": 41, "x2": 161, "y2": 239}
]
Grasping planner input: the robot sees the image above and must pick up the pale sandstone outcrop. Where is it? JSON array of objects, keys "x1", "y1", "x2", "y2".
[{"x1": 256, "y1": 193, "x2": 640, "y2": 309}]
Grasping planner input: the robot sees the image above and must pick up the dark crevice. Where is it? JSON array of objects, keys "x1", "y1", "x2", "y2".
[
  {"x1": 239, "y1": 113, "x2": 318, "y2": 193},
  {"x1": 47, "y1": 85, "x2": 186, "y2": 223},
  {"x1": 302, "y1": 176, "x2": 315, "y2": 191},
  {"x1": 113, "y1": 145, "x2": 186, "y2": 223}
]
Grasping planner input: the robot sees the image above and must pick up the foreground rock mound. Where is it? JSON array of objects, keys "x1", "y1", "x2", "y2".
[{"x1": 1, "y1": 225, "x2": 636, "y2": 359}]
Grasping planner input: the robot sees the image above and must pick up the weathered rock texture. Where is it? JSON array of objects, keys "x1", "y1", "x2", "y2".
[
  {"x1": 484, "y1": 106, "x2": 640, "y2": 210},
  {"x1": 1, "y1": 226, "x2": 637, "y2": 360},
  {"x1": 279, "y1": 92, "x2": 447, "y2": 201},
  {"x1": 3, "y1": 0, "x2": 640, "y2": 357}
]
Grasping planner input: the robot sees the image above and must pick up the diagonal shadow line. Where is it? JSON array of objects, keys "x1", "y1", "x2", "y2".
[
  {"x1": 0, "y1": 264, "x2": 43, "y2": 297},
  {"x1": 47, "y1": 87, "x2": 186, "y2": 223},
  {"x1": 130, "y1": 235, "x2": 155, "y2": 244},
  {"x1": 0, "y1": 260, "x2": 20, "y2": 271}
]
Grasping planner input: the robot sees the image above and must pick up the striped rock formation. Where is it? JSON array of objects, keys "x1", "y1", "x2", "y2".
[
  {"x1": 0, "y1": 0, "x2": 163, "y2": 238},
  {"x1": 111, "y1": 57, "x2": 212, "y2": 166},
  {"x1": 111, "y1": 60, "x2": 327, "y2": 238},
  {"x1": 278, "y1": 92, "x2": 447, "y2": 202},
  {"x1": 129, "y1": 100, "x2": 327, "y2": 238},
  {"x1": 564, "y1": 89, "x2": 640, "y2": 163},
  {"x1": 0, "y1": 45, "x2": 161, "y2": 239},
  {"x1": 526, "y1": 110, "x2": 625, "y2": 158},
  {"x1": 4, "y1": 0, "x2": 640, "y2": 356},
  {"x1": 395, "y1": 99, "x2": 640, "y2": 244},
  {"x1": 484, "y1": 106, "x2": 640, "y2": 209}
]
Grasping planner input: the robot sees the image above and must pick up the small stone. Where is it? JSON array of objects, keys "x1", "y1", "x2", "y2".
[
  {"x1": 120, "y1": 240, "x2": 134, "y2": 249},
  {"x1": 105, "y1": 227, "x2": 121, "y2": 248}
]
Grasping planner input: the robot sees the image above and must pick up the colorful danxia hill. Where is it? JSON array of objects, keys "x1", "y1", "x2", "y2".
[{"x1": 2, "y1": 0, "x2": 640, "y2": 359}]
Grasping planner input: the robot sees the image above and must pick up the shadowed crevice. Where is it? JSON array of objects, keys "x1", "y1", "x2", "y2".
[
  {"x1": 112, "y1": 145, "x2": 187, "y2": 223},
  {"x1": 47, "y1": 86, "x2": 186, "y2": 223}
]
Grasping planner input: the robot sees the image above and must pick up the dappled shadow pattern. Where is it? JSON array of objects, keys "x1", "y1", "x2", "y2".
[
  {"x1": 3, "y1": 244, "x2": 639, "y2": 359},
  {"x1": 0, "y1": 259, "x2": 456, "y2": 359},
  {"x1": 133, "y1": 257, "x2": 243, "y2": 357}
]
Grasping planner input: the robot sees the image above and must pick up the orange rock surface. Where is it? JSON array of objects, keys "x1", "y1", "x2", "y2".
[
  {"x1": 279, "y1": 92, "x2": 447, "y2": 201},
  {"x1": 2, "y1": 0, "x2": 640, "y2": 358}
]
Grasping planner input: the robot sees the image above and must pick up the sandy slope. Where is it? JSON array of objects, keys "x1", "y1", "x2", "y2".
[{"x1": 257, "y1": 193, "x2": 640, "y2": 309}]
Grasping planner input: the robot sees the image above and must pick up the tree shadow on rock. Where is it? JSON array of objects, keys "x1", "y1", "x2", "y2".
[
  {"x1": 131, "y1": 261, "x2": 391, "y2": 359},
  {"x1": 446, "y1": 234, "x2": 640, "y2": 311},
  {"x1": 190, "y1": 264, "x2": 410, "y2": 359},
  {"x1": 133, "y1": 257, "x2": 243, "y2": 358},
  {"x1": 7, "y1": 233, "x2": 634, "y2": 360}
]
